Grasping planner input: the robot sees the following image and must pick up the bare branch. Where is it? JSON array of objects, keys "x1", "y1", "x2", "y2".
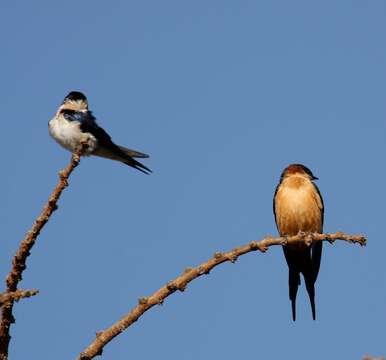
[
  {"x1": 363, "y1": 356, "x2": 384, "y2": 360},
  {"x1": 0, "y1": 143, "x2": 88, "y2": 360},
  {"x1": 0, "y1": 290, "x2": 39, "y2": 307},
  {"x1": 77, "y1": 231, "x2": 366, "y2": 360}
]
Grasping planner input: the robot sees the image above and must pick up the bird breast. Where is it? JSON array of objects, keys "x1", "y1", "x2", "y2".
[
  {"x1": 275, "y1": 179, "x2": 322, "y2": 241},
  {"x1": 48, "y1": 116, "x2": 97, "y2": 154}
]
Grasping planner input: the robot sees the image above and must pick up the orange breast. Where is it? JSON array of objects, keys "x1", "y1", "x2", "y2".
[{"x1": 274, "y1": 180, "x2": 323, "y2": 240}]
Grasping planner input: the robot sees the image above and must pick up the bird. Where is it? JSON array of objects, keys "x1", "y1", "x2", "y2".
[
  {"x1": 48, "y1": 91, "x2": 151, "y2": 174},
  {"x1": 273, "y1": 164, "x2": 324, "y2": 321}
]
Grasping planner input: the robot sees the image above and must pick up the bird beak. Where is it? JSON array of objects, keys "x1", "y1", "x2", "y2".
[{"x1": 312, "y1": 176, "x2": 319, "y2": 180}]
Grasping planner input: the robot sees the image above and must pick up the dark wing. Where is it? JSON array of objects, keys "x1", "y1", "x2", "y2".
[
  {"x1": 62, "y1": 109, "x2": 151, "y2": 174},
  {"x1": 62, "y1": 109, "x2": 115, "y2": 147},
  {"x1": 312, "y1": 182, "x2": 324, "y2": 230},
  {"x1": 273, "y1": 181, "x2": 281, "y2": 231},
  {"x1": 310, "y1": 182, "x2": 324, "y2": 284},
  {"x1": 118, "y1": 145, "x2": 149, "y2": 159}
]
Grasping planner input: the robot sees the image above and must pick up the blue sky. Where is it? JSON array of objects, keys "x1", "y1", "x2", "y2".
[{"x1": 1, "y1": 1, "x2": 385, "y2": 359}]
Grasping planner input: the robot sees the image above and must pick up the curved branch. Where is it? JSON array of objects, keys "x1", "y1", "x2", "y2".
[
  {"x1": 77, "y1": 231, "x2": 366, "y2": 360},
  {"x1": 0, "y1": 143, "x2": 87, "y2": 360}
]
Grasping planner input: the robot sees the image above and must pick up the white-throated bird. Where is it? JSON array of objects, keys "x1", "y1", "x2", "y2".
[{"x1": 49, "y1": 91, "x2": 151, "y2": 174}]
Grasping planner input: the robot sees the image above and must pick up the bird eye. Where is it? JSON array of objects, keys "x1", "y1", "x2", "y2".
[{"x1": 60, "y1": 109, "x2": 74, "y2": 115}]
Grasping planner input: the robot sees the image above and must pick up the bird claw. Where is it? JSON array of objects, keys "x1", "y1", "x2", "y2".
[{"x1": 297, "y1": 231, "x2": 313, "y2": 246}]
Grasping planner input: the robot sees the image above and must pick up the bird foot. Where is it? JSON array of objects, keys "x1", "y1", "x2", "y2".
[{"x1": 298, "y1": 231, "x2": 313, "y2": 246}]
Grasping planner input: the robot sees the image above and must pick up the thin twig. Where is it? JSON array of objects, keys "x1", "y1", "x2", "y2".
[
  {"x1": 0, "y1": 143, "x2": 87, "y2": 360},
  {"x1": 0, "y1": 289, "x2": 39, "y2": 307},
  {"x1": 77, "y1": 231, "x2": 366, "y2": 360}
]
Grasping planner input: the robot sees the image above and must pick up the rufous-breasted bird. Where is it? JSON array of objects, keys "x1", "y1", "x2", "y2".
[
  {"x1": 273, "y1": 164, "x2": 324, "y2": 321},
  {"x1": 49, "y1": 91, "x2": 151, "y2": 174}
]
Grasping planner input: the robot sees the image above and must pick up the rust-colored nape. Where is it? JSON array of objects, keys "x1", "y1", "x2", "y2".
[
  {"x1": 283, "y1": 163, "x2": 317, "y2": 179},
  {"x1": 284, "y1": 164, "x2": 309, "y2": 175},
  {"x1": 280, "y1": 163, "x2": 317, "y2": 181}
]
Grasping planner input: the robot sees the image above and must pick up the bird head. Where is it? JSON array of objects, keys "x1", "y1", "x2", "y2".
[
  {"x1": 280, "y1": 164, "x2": 318, "y2": 181},
  {"x1": 60, "y1": 91, "x2": 89, "y2": 111}
]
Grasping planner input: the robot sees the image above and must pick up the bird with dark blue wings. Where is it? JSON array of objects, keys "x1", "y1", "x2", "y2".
[{"x1": 48, "y1": 91, "x2": 151, "y2": 174}]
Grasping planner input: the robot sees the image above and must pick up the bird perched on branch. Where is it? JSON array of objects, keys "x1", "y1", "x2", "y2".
[
  {"x1": 273, "y1": 164, "x2": 324, "y2": 321},
  {"x1": 48, "y1": 91, "x2": 151, "y2": 174}
]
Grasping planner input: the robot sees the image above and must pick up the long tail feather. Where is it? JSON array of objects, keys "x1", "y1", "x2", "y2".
[
  {"x1": 311, "y1": 241, "x2": 323, "y2": 283},
  {"x1": 304, "y1": 273, "x2": 316, "y2": 320},
  {"x1": 118, "y1": 145, "x2": 149, "y2": 158},
  {"x1": 283, "y1": 247, "x2": 301, "y2": 321},
  {"x1": 284, "y1": 245, "x2": 320, "y2": 321},
  {"x1": 92, "y1": 145, "x2": 152, "y2": 174},
  {"x1": 289, "y1": 268, "x2": 300, "y2": 321},
  {"x1": 123, "y1": 158, "x2": 152, "y2": 174}
]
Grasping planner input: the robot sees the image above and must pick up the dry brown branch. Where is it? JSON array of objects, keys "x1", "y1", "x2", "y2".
[
  {"x1": 77, "y1": 231, "x2": 366, "y2": 360},
  {"x1": 363, "y1": 356, "x2": 384, "y2": 360},
  {"x1": 0, "y1": 289, "x2": 39, "y2": 307},
  {"x1": 0, "y1": 143, "x2": 87, "y2": 360}
]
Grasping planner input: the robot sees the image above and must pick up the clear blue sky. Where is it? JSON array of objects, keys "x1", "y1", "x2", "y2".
[{"x1": 1, "y1": 1, "x2": 385, "y2": 359}]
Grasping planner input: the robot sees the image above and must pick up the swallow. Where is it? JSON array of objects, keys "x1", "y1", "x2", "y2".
[
  {"x1": 273, "y1": 164, "x2": 324, "y2": 321},
  {"x1": 48, "y1": 91, "x2": 151, "y2": 174}
]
